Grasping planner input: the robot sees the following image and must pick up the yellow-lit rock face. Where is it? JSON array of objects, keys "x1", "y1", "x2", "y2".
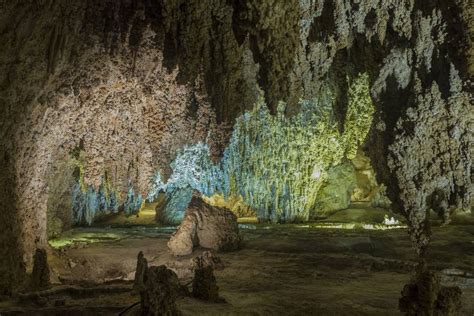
[
  {"x1": 203, "y1": 194, "x2": 256, "y2": 218},
  {"x1": 222, "y1": 74, "x2": 374, "y2": 222}
]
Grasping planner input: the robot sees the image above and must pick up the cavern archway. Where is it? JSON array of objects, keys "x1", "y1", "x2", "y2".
[{"x1": 0, "y1": 0, "x2": 472, "y2": 314}]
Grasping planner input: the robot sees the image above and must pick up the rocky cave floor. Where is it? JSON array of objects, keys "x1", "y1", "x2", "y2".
[{"x1": 1, "y1": 207, "x2": 473, "y2": 315}]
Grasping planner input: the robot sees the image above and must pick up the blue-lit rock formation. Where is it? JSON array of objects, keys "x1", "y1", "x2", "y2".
[
  {"x1": 72, "y1": 178, "x2": 142, "y2": 226},
  {"x1": 150, "y1": 143, "x2": 224, "y2": 225},
  {"x1": 159, "y1": 187, "x2": 193, "y2": 225}
]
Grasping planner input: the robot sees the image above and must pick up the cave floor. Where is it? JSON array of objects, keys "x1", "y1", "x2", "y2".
[{"x1": 2, "y1": 222, "x2": 473, "y2": 315}]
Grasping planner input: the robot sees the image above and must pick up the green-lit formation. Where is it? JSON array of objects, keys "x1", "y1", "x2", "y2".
[
  {"x1": 222, "y1": 73, "x2": 373, "y2": 222},
  {"x1": 147, "y1": 73, "x2": 374, "y2": 223},
  {"x1": 342, "y1": 74, "x2": 375, "y2": 160}
]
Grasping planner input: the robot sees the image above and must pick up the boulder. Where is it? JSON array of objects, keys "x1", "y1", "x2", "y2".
[{"x1": 168, "y1": 196, "x2": 241, "y2": 256}]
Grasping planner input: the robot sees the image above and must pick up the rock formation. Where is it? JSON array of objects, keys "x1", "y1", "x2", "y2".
[
  {"x1": 134, "y1": 251, "x2": 148, "y2": 293},
  {"x1": 30, "y1": 248, "x2": 50, "y2": 291},
  {"x1": 168, "y1": 195, "x2": 241, "y2": 256},
  {"x1": 313, "y1": 164, "x2": 357, "y2": 217},
  {"x1": 192, "y1": 255, "x2": 220, "y2": 302},
  {"x1": 0, "y1": 0, "x2": 255, "y2": 281},
  {"x1": 399, "y1": 270, "x2": 462, "y2": 315},
  {"x1": 0, "y1": 0, "x2": 471, "y2": 299},
  {"x1": 140, "y1": 265, "x2": 181, "y2": 316}
]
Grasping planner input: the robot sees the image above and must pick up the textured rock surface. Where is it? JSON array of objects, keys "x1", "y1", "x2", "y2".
[
  {"x1": 168, "y1": 196, "x2": 241, "y2": 256},
  {"x1": 192, "y1": 255, "x2": 220, "y2": 302},
  {"x1": 167, "y1": 207, "x2": 199, "y2": 256},
  {"x1": 313, "y1": 164, "x2": 357, "y2": 217},
  {"x1": 0, "y1": 0, "x2": 255, "y2": 281},
  {"x1": 0, "y1": 0, "x2": 472, "y2": 295},
  {"x1": 399, "y1": 271, "x2": 462, "y2": 315},
  {"x1": 157, "y1": 187, "x2": 193, "y2": 225},
  {"x1": 310, "y1": 150, "x2": 390, "y2": 218},
  {"x1": 141, "y1": 265, "x2": 181, "y2": 316},
  {"x1": 232, "y1": 0, "x2": 300, "y2": 113},
  {"x1": 30, "y1": 248, "x2": 50, "y2": 291},
  {"x1": 203, "y1": 194, "x2": 256, "y2": 218},
  {"x1": 157, "y1": 250, "x2": 224, "y2": 283},
  {"x1": 134, "y1": 251, "x2": 148, "y2": 293},
  {"x1": 290, "y1": 0, "x2": 473, "y2": 256}
]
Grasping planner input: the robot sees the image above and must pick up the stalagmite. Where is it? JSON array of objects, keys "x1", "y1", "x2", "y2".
[{"x1": 30, "y1": 249, "x2": 50, "y2": 291}]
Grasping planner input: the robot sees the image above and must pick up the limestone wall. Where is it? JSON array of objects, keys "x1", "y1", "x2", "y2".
[{"x1": 0, "y1": 0, "x2": 471, "y2": 293}]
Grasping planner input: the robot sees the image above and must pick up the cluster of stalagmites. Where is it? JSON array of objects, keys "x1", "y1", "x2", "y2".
[
  {"x1": 149, "y1": 74, "x2": 380, "y2": 225},
  {"x1": 133, "y1": 250, "x2": 223, "y2": 315},
  {"x1": 128, "y1": 197, "x2": 236, "y2": 314}
]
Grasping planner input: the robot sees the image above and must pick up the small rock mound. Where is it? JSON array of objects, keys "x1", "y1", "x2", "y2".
[
  {"x1": 141, "y1": 266, "x2": 181, "y2": 316},
  {"x1": 168, "y1": 196, "x2": 241, "y2": 256},
  {"x1": 399, "y1": 270, "x2": 462, "y2": 315}
]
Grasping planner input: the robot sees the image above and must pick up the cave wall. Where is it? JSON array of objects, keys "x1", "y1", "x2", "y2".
[
  {"x1": 0, "y1": 0, "x2": 472, "y2": 293},
  {"x1": 0, "y1": 0, "x2": 258, "y2": 291},
  {"x1": 286, "y1": 0, "x2": 472, "y2": 254}
]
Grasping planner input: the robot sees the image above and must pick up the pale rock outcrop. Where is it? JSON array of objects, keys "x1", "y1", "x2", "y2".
[
  {"x1": 168, "y1": 196, "x2": 241, "y2": 256},
  {"x1": 313, "y1": 164, "x2": 357, "y2": 217}
]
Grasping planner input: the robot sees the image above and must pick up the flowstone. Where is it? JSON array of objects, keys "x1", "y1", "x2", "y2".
[
  {"x1": 313, "y1": 164, "x2": 357, "y2": 217},
  {"x1": 154, "y1": 74, "x2": 375, "y2": 224}
]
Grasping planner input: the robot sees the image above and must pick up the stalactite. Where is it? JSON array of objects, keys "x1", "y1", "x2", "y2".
[
  {"x1": 72, "y1": 177, "x2": 143, "y2": 226},
  {"x1": 152, "y1": 73, "x2": 374, "y2": 223}
]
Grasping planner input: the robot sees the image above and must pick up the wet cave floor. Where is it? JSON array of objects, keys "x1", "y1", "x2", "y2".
[{"x1": 2, "y1": 212, "x2": 474, "y2": 315}]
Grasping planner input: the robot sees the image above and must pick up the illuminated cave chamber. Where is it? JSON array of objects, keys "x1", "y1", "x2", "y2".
[
  {"x1": 1, "y1": 1, "x2": 472, "y2": 313},
  {"x1": 149, "y1": 73, "x2": 391, "y2": 224},
  {"x1": 54, "y1": 72, "x2": 389, "y2": 236}
]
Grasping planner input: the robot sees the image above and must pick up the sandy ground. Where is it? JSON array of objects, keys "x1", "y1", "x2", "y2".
[{"x1": 1, "y1": 208, "x2": 473, "y2": 315}]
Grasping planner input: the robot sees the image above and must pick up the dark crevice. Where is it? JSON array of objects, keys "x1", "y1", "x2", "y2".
[
  {"x1": 364, "y1": 9, "x2": 377, "y2": 30},
  {"x1": 308, "y1": 1, "x2": 336, "y2": 43}
]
